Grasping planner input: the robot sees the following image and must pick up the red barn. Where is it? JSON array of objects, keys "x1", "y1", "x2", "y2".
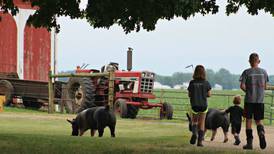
[{"x1": 0, "y1": 0, "x2": 55, "y2": 82}]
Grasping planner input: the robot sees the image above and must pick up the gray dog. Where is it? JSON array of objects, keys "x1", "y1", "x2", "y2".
[{"x1": 67, "y1": 105, "x2": 116, "y2": 137}]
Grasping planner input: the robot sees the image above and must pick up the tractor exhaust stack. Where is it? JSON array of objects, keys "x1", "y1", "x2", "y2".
[{"x1": 127, "y1": 47, "x2": 133, "y2": 71}]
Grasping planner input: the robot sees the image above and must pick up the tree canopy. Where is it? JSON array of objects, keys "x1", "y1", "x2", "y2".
[{"x1": 1, "y1": 0, "x2": 273, "y2": 33}]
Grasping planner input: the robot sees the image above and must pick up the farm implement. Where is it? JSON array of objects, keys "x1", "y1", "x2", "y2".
[{"x1": 49, "y1": 48, "x2": 173, "y2": 119}]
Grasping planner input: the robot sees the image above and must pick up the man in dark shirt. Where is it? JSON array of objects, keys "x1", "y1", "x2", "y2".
[
  {"x1": 225, "y1": 95, "x2": 243, "y2": 145},
  {"x1": 240, "y1": 53, "x2": 268, "y2": 150}
]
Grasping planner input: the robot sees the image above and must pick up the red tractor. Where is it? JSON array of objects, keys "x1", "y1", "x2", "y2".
[{"x1": 65, "y1": 48, "x2": 173, "y2": 119}]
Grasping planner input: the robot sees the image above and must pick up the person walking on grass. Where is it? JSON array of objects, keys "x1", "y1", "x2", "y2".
[
  {"x1": 187, "y1": 65, "x2": 212, "y2": 147},
  {"x1": 225, "y1": 95, "x2": 244, "y2": 146},
  {"x1": 240, "y1": 53, "x2": 268, "y2": 150}
]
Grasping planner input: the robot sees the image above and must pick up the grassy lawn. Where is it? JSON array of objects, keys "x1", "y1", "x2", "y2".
[{"x1": 0, "y1": 107, "x2": 260, "y2": 154}]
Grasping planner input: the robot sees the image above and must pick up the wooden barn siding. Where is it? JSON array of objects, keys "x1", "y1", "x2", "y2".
[
  {"x1": 0, "y1": 12, "x2": 17, "y2": 73},
  {"x1": 0, "y1": 0, "x2": 52, "y2": 81},
  {"x1": 13, "y1": 0, "x2": 34, "y2": 9},
  {"x1": 24, "y1": 26, "x2": 51, "y2": 81}
]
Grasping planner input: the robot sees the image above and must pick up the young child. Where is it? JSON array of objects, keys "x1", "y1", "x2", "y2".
[
  {"x1": 187, "y1": 65, "x2": 211, "y2": 147},
  {"x1": 240, "y1": 53, "x2": 268, "y2": 150},
  {"x1": 225, "y1": 95, "x2": 243, "y2": 145}
]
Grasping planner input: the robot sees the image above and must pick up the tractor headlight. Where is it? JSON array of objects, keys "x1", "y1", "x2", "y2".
[{"x1": 142, "y1": 72, "x2": 146, "y2": 77}]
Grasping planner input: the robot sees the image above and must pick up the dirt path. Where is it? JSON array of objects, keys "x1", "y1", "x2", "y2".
[{"x1": 203, "y1": 126, "x2": 274, "y2": 153}]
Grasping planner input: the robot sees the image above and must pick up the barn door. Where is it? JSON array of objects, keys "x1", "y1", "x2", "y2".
[{"x1": 24, "y1": 26, "x2": 51, "y2": 81}]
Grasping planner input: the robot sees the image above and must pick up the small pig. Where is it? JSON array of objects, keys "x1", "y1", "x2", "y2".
[
  {"x1": 187, "y1": 108, "x2": 229, "y2": 142},
  {"x1": 67, "y1": 105, "x2": 116, "y2": 137}
]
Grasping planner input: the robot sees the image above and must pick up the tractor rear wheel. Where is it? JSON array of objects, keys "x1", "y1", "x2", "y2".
[
  {"x1": 160, "y1": 102, "x2": 173, "y2": 120},
  {"x1": 127, "y1": 104, "x2": 139, "y2": 119},
  {"x1": 67, "y1": 77, "x2": 95, "y2": 113},
  {"x1": 0, "y1": 80, "x2": 14, "y2": 106},
  {"x1": 115, "y1": 99, "x2": 128, "y2": 118}
]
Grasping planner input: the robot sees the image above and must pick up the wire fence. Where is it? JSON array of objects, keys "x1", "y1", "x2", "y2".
[
  {"x1": 138, "y1": 89, "x2": 274, "y2": 124},
  {"x1": 51, "y1": 85, "x2": 274, "y2": 125}
]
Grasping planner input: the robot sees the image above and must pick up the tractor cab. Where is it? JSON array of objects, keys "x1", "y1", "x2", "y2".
[{"x1": 101, "y1": 62, "x2": 119, "y2": 72}]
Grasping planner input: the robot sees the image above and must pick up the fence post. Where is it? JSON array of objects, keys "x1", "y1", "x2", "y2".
[
  {"x1": 270, "y1": 92, "x2": 274, "y2": 125},
  {"x1": 48, "y1": 71, "x2": 54, "y2": 113},
  {"x1": 108, "y1": 71, "x2": 115, "y2": 111},
  {"x1": 227, "y1": 96, "x2": 230, "y2": 108},
  {"x1": 60, "y1": 84, "x2": 67, "y2": 114},
  {"x1": 160, "y1": 89, "x2": 165, "y2": 103}
]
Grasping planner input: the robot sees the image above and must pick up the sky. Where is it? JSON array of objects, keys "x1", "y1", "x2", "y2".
[{"x1": 57, "y1": 1, "x2": 274, "y2": 76}]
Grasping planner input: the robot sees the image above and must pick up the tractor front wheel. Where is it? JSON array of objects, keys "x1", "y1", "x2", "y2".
[
  {"x1": 160, "y1": 102, "x2": 173, "y2": 120},
  {"x1": 115, "y1": 99, "x2": 128, "y2": 118},
  {"x1": 114, "y1": 99, "x2": 139, "y2": 119},
  {"x1": 127, "y1": 104, "x2": 139, "y2": 119}
]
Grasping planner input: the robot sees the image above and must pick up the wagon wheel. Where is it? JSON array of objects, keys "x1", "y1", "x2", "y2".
[
  {"x1": 67, "y1": 77, "x2": 95, "y2": 113},
  {"x1": 160, "y1": 102, "x2": 173, "y2": 120},
  {"x1": 0, "y1": 80, "x2": 14, "y2": 106},
  {"x1": 114, "y1": 99, "x2": 128, "y2": 118}
]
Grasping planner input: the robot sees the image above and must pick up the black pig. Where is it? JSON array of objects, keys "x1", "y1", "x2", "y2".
[
  {"x1": 187, "y1": 108, "x2": 229, "y2": 142},
  {"x1": 67, "y1": 105, "x2": 116, "y2": 137}
]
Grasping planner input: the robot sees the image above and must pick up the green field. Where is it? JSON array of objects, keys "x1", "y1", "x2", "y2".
[
  {"x1": 0, "y1": 107, "x2": 260, "y2": 154},
  {"x1": 139, "y1": 89, "x2": 274, "y2": 124}
]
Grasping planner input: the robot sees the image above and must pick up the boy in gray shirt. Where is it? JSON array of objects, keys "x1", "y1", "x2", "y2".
[{"x1": 240, "y1": 53, "x2": 268, "y2": 150}]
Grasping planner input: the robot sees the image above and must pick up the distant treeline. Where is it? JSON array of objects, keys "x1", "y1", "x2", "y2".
[{"x1": 156, "y1": 68, "x2": 274, "y2": 90}]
